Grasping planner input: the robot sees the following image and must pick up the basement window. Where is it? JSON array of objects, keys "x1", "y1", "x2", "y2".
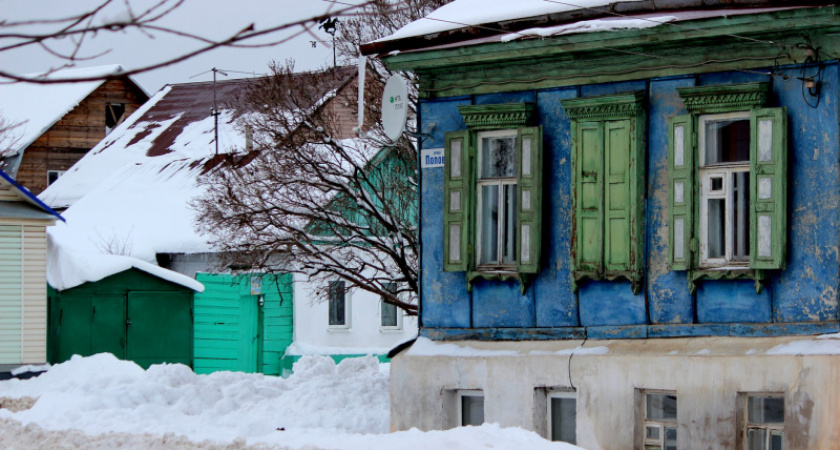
[
  {"x1": 548, "y1": 390, "x2": 577, "y2": 444},
  {"x1": 742, "y1": 394, "x2": 784, "y2": 450},
  {"x1": 643, "y1": 391, "x2": 678, "y2": 450},
  {"x1": 458, "y1": 390, "x2": 485, "y2": 427}
]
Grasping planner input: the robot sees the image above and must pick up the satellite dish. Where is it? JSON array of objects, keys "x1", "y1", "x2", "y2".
[{"x1": 381, "y1": 75, "x2": 408, "y2": 142}]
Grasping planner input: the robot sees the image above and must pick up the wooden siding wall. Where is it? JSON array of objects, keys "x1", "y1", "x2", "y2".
[
  {"x1": 323, "y1": 77, "x2": 378, "y2": 141},
  {"x1": 21, "y1": 225, "x2": 47, "y2": 363},
  {"x1": 0, "y1": 223, "x2": 48, "y2": 365},
  {"x1": 17, "y1": 77, "x2": 148, "y2": 195},
  {"x1": 0, "y1": 184, "x2": 18, "y2": 202}
]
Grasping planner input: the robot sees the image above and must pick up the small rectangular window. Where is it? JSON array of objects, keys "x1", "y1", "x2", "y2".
[
  {"x1": 105, "y1": 102, "x2": 126, "y2": 134},
  {"x1": 328, "y1": 280, "x2": 347, "y2": 327},
  {"x1": 47, "y1": 170, "x2": 66, "y2": 186},
  {"x1": 548, "y1": 391, "x2": 577, "y2": 444},
  {"x1": 643, "y1": 391, "x2": 678, "y2": 450},
  {"x1": 744, "y1": 394, "x2": 784, "y2": 450},
  {"x1": 380, "y1": 282, "x2": 401, "y2": 329},
  {"x1": 458, "y1": 390, "x2": 484, "y2": 427}
]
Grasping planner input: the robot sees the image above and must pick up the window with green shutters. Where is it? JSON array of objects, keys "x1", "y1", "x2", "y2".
[
  {"x1": 561, "y1": 92, "x2": 646, "y2": 294},
  {"x1": 442, "y1": 103, "x2": 543, "y2": 292},
  {"x1": 669, "y1": 83, "x2": 787, "y2": 293}
]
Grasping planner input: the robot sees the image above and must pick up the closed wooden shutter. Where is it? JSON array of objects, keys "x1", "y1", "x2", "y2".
[
  {"x1": 604, "y1": 119, "x2": 633, "y2": 272},
  {"x1": 516, "y1": 126, "x2": 543, "y2": 274},
  {"x1": 750, "y1": 107, "x2": 787, "y2": 270},
  {"x1": 669, "y1": 114, "x2": 694, "y2": 271},
  {"x1": 573, "y1": 122, "x2": 604, "y2": 274},
  {"x1": 443, "y1": 131, "x2": 472, "y2": 272}
]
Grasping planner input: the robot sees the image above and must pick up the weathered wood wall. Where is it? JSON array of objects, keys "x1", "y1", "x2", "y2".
[{"x1": 17, "y1": 77, "x2": 148, "y2": 195}]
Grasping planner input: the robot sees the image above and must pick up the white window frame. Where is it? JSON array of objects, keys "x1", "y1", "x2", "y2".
[
  {"x1": 742, "y1": 393, "x2": 785, "y2": 450},
  {"x1": 642, "y1": 390, "x2": 678, "y2": 450},
  {"x1": 47, "y1": 170, "x2": 66, "y2": 186},
  {"x1": 475, "y1": 129, "x2": 518, "y2": 270},
  {"x1": 379, "y1": 282, "x2": 403, "y2": 331},
  {"x1": 327, "y1": 279, "x2": 351, "y2": 330},
  {"x1": 457, "y1": 389, "x2": 485, "y2": 427},
  {"x1": 698, "y1": 111, "x2": 751, "y2": 269},
  {"x1": 547, "y1": 389, "x2": 577, "y2": 444}
]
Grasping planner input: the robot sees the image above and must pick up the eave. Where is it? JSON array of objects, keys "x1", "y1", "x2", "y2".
[{"x1": 379, "y1": 5, "x2": 840, "y2": 99}]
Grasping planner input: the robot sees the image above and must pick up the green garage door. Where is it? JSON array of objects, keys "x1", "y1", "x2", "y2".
[{"x1": 127, "y1": 291, "x2": 192, "y2": 368}]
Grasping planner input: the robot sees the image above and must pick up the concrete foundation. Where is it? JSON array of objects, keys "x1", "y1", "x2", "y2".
[{"x1": 390, "y1": 336, "x2": 840, "y2": 449}]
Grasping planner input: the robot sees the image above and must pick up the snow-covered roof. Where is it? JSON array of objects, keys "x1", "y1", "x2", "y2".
[
  {"x1": 0, "y1": 64, "x2": 148, "y2": 158},
  {"x1": 41, "y1": 79, "x2": 254, "y2": 286},
  {"x1": 363, "y1": 0, "x2": 825, "y2": 55},
  {"x1": 40, "y1": 70, "x2": 358, "y2": 291},
  {"x1": 379, "y1": 0, "x2": 645, "y2": 42}
]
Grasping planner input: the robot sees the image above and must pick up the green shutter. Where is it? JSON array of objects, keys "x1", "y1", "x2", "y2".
[
  {"x1": 443, "y1": 131, "x2": 472, "y2": 272},
  {"x1": 750, "y1": 107, "x2": 787, "y2": 270},
  {"x1": 604, "y1": 119, "x2": 632, "y2": 272},
  {"x1": 516, "y1": 126, "x2": 542, "y2": 274},
  {"x1": 573, "y1": 122, "x2": 604, "y2": 274},
  {"x1": 668, "y1": 114, "x2": 694, "y2": 271}
]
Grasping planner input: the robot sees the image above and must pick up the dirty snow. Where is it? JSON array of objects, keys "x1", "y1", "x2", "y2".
[
  {"x1": 379, "y1": 0, "x2": 646, "y2": 41},
  {"x1": 767, "y1": 333, "x2": 840, "y2": 355},
  {"x1": 0, "y1": 354, "x2": 581, "y2": 449}
]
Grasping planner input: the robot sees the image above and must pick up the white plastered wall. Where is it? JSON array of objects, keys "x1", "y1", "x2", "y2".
[
  {"x1": 390, "y1": 336, "x2": 840, "y2": 449},
  {"x1": 289, "y1": 271, "x2": 417, "y2": 356}
]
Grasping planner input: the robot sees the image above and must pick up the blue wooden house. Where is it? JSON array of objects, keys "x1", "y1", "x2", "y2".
[{"x1": 363, "y1": 1, "x2": 840, "y2": 448}]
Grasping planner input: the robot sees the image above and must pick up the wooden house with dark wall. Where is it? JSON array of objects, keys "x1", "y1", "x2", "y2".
[
  {"x1": 364, "y1": 1, "x2": 840, "y2": 448},
  {"x1": 0, "y1": 64, "x2": 148, "y2": 195}
]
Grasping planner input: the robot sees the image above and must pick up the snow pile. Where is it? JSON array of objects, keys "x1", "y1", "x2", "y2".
[
  {"x1": 0, "y1": 354, "x2": 580, "y2": 449},
  {"x1": 379, "y1": 0, "x2": 647, "y2": 42}
]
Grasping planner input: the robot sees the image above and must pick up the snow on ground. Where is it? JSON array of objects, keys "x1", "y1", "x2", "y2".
[{"x1": 0, "y1": 354, "x2": 581, "y2": 449}]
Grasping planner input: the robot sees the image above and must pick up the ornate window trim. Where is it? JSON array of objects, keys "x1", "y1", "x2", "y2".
[{"x1": 676, "y1": 82, "x2": 770, "y2": 114}]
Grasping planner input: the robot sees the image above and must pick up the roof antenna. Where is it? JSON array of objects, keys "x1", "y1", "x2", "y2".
[{"x1": 190, "y1": 68, "x2": 230, "y2": 155}]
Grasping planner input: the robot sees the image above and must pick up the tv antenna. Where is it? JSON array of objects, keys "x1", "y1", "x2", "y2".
[{"x1": 191, "y1": 68, "x2": 258, "y2": 156}]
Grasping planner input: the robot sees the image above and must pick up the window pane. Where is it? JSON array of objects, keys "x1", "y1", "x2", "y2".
[
  {"x1": 733, "y1": 171, "x2": 750, "y2": 261},
  {"x1": 748, "y1": 429, "x2": 766, "y2": 450},
  {"x1": 480, "y1": 135, "x2": 517, "y2": 178},
  {"x1": 646, "y1": 393, "x2": 677, "y2": 421},
  {"x1": 646, "y1": 425, "x2": 660, "y2": 440},
  {"x1": 550, "y1": 397, "x2": 577, "y2": 444},
  {"x1": 480, "y1": 185, "x2": 500, "y2": 264},
  {"x1": 381, "y1": 283, "x2": 398, "y2": 327},
  {"x1": 665, "y1": 427, "x2": 677, "y2": 450},
  {"x1": 708, "y1": 199, "x2": 725, "y2": 259},
  {"x1": 502, "y1": 185, "x2": 517, "y2": 264},
  {"x1": 705, "y1": 118, "x2": 749, "y2": 164},
  {"x1": 770, "y1": 430, "x2": 784, "y2": 450},
  {"x1": 328, "y1": 280, "x2": 345, "y2": 326},
  {"x1": 461, "y1": 395, "x2": 484, "y2": 426},
  {"x1": 749, "y1": 396, "x2": 785, "y2": 424}
]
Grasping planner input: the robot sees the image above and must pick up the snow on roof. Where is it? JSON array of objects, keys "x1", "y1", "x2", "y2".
[
  {"x1": 47, "y1": 235, "x2": 204, "y2": 292},
  {"x1": 0, "y1": 64, "x2": 147, "y2": 158},
  {"x1": 40, "y1": 71, "x2": 359, "y2": 289},
  {"x1": 42, "y1": 79, "x2": 254, "y2": 274},
  {"x1": 379, "y1": 0, "x2": 647, "y2": 42}
]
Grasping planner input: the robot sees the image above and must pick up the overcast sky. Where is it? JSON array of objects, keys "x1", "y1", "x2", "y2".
[{"x1": 0, "y1": 0, "x2": 355, "y2": 93}]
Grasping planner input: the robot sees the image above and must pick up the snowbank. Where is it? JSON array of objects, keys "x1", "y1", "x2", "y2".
[{"x1": 0, "y1": 354, "x2": 580, "y2": 449}]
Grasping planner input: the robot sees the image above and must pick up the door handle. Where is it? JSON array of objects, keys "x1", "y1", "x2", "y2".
[{"x1": 126, "y1": 318, "x2": 132, "y2": 327}]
